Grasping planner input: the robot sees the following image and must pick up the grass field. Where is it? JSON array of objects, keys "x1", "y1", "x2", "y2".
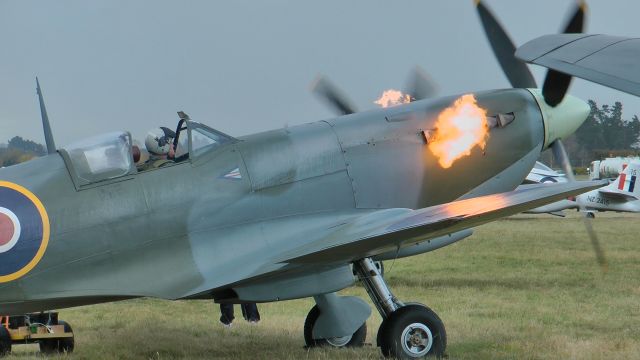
[{"x1": 6, "y1": 212, "x2": 640, "y2": 359}]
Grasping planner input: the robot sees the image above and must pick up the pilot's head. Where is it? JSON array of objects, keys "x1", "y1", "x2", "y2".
[{"x1": 145, "y1": 127, "x2": 176, "y2": 156}]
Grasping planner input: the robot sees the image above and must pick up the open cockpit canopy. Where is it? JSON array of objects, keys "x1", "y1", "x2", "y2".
[{"x1": 172, "y1": 119, "x2": 237, "y2": 161}]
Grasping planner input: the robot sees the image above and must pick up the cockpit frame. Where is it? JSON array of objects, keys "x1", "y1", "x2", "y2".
[
  {"x1": 59, "y1": 118, "x2": 237, "y2": 190},
  {"x1": 172, "y1": 119, "x2": 238, "y2": 163}
]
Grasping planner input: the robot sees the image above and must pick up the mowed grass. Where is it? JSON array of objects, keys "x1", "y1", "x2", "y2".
[{"x1": 7, "y1": 212, "x2": 640, "y2": 359}]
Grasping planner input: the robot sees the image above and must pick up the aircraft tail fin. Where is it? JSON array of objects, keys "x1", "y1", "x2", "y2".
[
  {"x1": 36, "y1": 77, "x2": 56, "y2": 154},
  {"x1": 599, "y1": 161, "x2": 640, "y2": 199}
]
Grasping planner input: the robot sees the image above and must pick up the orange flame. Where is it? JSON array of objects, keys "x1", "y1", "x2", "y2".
[
  {"x1": 427, "y1": 94, "x2": 489, "y2": 168},
  {"x1": 374, "y1": 89, "x2": 413, "y2": 108}
]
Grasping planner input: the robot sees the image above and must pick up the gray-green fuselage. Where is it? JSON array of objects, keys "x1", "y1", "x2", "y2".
[{"x1": 0, "y1": 88, "x2": 544, "y2": 314}]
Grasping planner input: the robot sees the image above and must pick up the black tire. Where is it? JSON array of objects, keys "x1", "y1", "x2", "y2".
[
  {"x1": 0, "y1": 327, "x2": 11, "y2": 357},
  {"x1": 57, "y1": 320, "x2": 75, "y2": 353},
  {"x1": 39, "y1": 339, "x2": 58, "y2": 354},
  {"x1": 379, "y1": 304, "x2": 446, "y2": 359},
  {"x1": 303, "y1": 305, "x2": 367, "y2": 348},
  {"x1": 376, "y1": 302, "x2": 422, "y2": 347},
  {"x1": 376, "y1": 316, "x2": 389, "y2": 347},
  {"x1": 39, "y1": 320, "x2": 74, "y2": 354},
  {"x1": 586, "y1": 212, "x2": 596, "y2": 218}
]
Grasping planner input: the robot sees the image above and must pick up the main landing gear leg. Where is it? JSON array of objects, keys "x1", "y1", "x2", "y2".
[{"x1": 354, "y1": 258, "x2": 447, "y2": 359}]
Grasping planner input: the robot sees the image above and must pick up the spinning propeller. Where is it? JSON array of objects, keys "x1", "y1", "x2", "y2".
[
  {"x1": 476, "y1": 0, "x2": 606, "y2": 271},
  {"x1": 475, "y1": 0, "x2": 585, "y2": 105},
  {"x1": 309, "y1": 76, "x2": 359, "y2": 116},
  {"x1": 310, "y1": 66, "x2": 438, "y2": 116}
]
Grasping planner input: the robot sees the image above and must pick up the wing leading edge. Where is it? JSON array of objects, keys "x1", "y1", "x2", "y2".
[{"x1": 280, "y1": 181, "x2": 606, "y2": 264}]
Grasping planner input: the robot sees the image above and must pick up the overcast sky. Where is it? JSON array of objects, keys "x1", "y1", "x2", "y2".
[{"x1": 1, "y1": 1, "x2": 639, "y2": 147}]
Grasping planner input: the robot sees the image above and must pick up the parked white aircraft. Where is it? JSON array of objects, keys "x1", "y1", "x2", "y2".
[
  {"x1": 524, "y1": 161, "x2": 568, "y2": 184},
  {"x1": 526, "y1": 161, "x2": 640, "y2": 216}
]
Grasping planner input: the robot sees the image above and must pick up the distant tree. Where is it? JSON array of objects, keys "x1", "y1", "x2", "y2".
[
  {"x1": 7, "y1": 136, "x2": 45, "y2": 156},
  {"x1": 0, "y1": 148, "x2": 36, "y2": 167},
  {"x1": 628, "y1": 115, "x2": 640, "y2": 148},
  {"x1": 563, "y1": 100, "x2": 640, "y2": 167},
  {"x1": 0, "y1": 136, "x2": 45, "y2": 167}
]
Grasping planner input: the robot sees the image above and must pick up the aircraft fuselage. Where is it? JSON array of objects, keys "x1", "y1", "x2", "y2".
[{"x1": 0, "y1": 88, "x2": 545, "y2": 314}]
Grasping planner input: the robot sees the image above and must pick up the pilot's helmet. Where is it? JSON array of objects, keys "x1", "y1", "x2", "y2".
[{"x1": 145, "y1": 127, "x2": 176, "y2": 155}]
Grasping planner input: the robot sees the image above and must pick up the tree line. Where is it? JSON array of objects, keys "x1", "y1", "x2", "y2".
[
  {"x1": 539, "y1": 100, "x2": 640, "y2": 169},
  {"x1": 0, "y1": 136, "x2": 45, "y2": 167}
]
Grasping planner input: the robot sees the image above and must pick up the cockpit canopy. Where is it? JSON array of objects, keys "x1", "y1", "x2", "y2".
[
  {"x1": 59, "y1": 120, "x2": 237, "y2": 189},
  {"x1": 60, "y1": 131, "x2": 135, "y2": 187}
]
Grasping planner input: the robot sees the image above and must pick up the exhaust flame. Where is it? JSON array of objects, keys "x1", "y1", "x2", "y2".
[
  {"x1": 427, "y1": 94, "x2": 489, "y2": 168},
  {"x1": 374, "y1": 89, "x2": 413, "y2": 108}
]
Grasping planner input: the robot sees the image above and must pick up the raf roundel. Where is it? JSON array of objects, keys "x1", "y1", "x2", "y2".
[
  {"x1": 0, "y1": 181, "x2": 50, "y2": 283},
  {"x1": 0, "y1": 207, "x2": 21, "y2": 253}
]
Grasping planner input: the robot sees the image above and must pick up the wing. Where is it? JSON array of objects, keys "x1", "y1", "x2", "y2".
[
  {"x1": 279, "y1": 181, "x2": 606, "y2": 264},
  {"x1": 515, "y1": 34, "x2": 640, "y2": 97}
]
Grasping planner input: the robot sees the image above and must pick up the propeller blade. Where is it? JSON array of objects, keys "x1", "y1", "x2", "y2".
[
  {"x1": 551, "y1": 140, "x2": 607, "y2": 272},
  {"x1": 582, "y1": 215, "x2": 608, "y2": 272},
  {"x1": 542, "y1": 70, "x2": 573, "y2": 107},
  {"x1": 561, "y1": 1, "x2": 586, "y2": 34},
  {"x1": 551, "y1": 140, "x2": 575, "y2": 182},
  {"x1": 406, "y1": 66, "x2": 438, "y2": 101},
  {"x1": 541, "y1": 2, "x2": 586, "y2": 106},
  {"x1": 475, "y1": 0, "x2": 537, "y2": 88},
  {"x1": 310, "y1": 75, "x2": 358, "y2": 115}
]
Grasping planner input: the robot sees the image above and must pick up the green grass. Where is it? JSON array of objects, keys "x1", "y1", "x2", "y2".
[{"x1": 7, "y1": 212, "x2": 640, "y2": 359}]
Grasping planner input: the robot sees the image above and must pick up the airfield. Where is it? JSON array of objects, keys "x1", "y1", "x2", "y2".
[{"x1": 4, "y1": 210, "x2": 639, "y2": 360}]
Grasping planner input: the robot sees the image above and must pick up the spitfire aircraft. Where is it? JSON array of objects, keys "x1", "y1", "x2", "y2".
[{"x1": 0, "y1": 2, "x2": 606, "y2": 359}]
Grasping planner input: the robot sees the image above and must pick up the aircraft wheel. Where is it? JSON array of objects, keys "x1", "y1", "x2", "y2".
[
  {"x1": 0, "y1": 326, "x2": 11, "y2": 356},
  {"x1": 378, "y1": 304, "x2": 446, "y2": 359},
  {"x1": 57, "y1": 321, "x2": 75, "y2": 353},
  {"x1": 39, "y1": 320, "x2": 74, "y2": 354},
  {"x1": 586, "y1": 212, "x2": 596, "y2": 218},
  {"x1": 303, "y1": 305, "x2": 367, "y2": 348},
  {"x1": 39, "y1": 339, "x2": 57, "y2": 354}
]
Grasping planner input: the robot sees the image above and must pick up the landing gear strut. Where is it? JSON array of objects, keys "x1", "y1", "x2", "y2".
[{"x1": 354, "y1": 258, "x2": 447, "y2": 359}]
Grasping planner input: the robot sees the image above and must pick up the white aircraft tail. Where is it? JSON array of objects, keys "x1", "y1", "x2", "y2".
[{"x1": 600, "y1": 161, "x2": 640, "y2": 199}]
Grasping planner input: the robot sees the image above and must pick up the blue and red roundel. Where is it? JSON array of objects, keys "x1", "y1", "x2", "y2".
[{"x1": 0, "y1": 181, "x2": 50, "y2": 283}]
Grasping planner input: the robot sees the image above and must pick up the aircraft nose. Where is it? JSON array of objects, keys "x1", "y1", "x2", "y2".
[{"x1": 527, "y1": 89, "x2": 590, "y2": 149}]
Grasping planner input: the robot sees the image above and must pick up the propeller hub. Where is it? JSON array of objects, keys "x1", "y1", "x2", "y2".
[{"x1": 527, "y1": 89, "x2": 590, "y2": 149}]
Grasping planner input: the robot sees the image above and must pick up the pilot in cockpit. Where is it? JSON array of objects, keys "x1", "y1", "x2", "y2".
[{"x1": 138, "y1": 127, "x2": 176, "y2": 171}]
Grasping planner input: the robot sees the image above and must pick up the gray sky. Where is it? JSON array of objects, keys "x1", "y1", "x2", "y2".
[{"x1": 1, "y1": 0, "x2": 639, "y2": 147}]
